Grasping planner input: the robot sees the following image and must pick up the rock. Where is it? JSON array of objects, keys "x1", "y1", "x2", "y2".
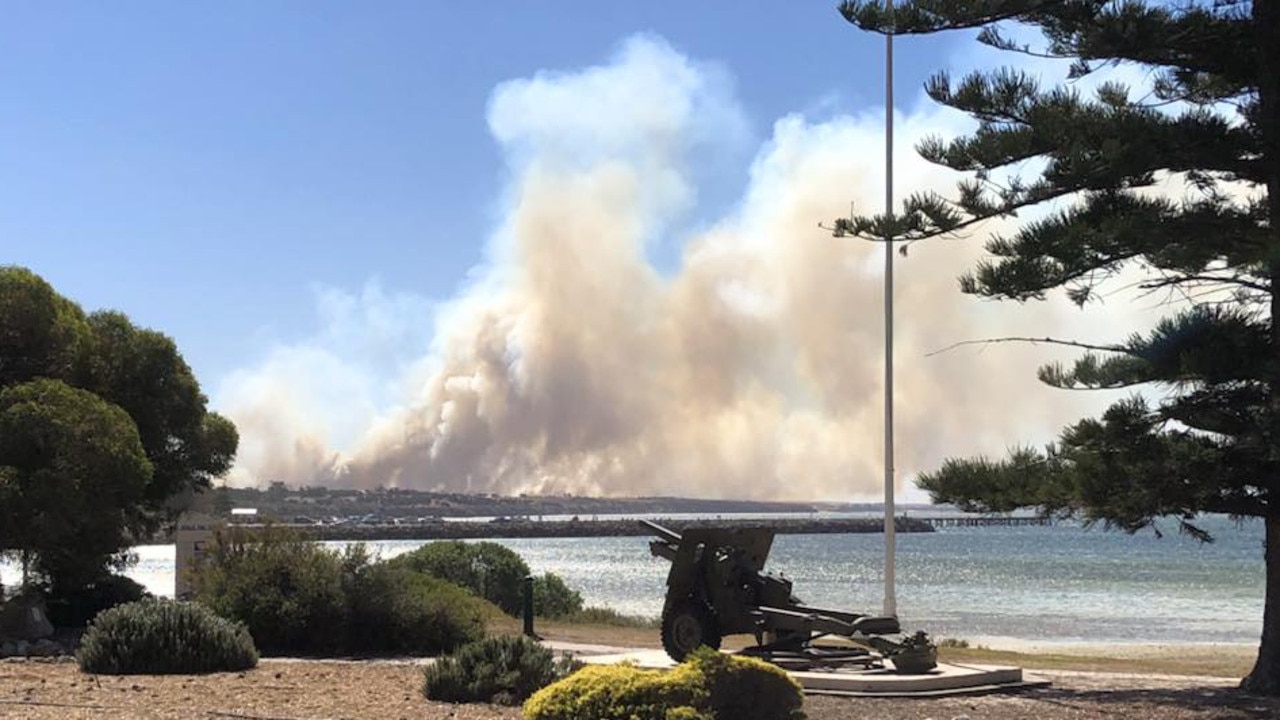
[
  {"x1": 27, "y1": 639, "x2": 60, "y2": 657},
  {"x1": 0, "y1": 640, "x2": 16, "y2": 657},
  {"x1": 0, "y1": 595, "x2": 54, "y2": 640}
]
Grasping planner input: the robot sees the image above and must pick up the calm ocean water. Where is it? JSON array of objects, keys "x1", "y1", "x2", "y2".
[{"x1": 2, "y1": 515, "x2": 1264, "y2": 646}]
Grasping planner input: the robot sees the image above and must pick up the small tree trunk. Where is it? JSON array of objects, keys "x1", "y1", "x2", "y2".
[{"x1": 1242, "y1": 513, "x2": 1280, "y2": 694}]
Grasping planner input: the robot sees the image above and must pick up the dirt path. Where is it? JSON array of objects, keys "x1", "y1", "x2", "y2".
[{"x1": 4, "y1": 658, "x2": 1280, "y2": 720}]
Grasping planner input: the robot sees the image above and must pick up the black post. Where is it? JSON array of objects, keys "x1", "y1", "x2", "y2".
[{"x1": 522, "y1": 575, "x2": 535, "y2": 637}]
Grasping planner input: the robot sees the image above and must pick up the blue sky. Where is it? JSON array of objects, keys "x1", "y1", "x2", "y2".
[
  {"x1": 7, "y1": 3, "x2": 1144, "y2": 500},
  {"x1": 4, "y1": 2, "x2": 958, "y2": 383}
]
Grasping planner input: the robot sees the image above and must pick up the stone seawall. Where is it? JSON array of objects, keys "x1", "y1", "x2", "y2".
[{"x1": 265, "y1": 516, "x2": 935, "y2": 542}]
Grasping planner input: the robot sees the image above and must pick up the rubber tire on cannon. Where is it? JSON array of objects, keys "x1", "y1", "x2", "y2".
[{"x1": 661, "y1": 599, "x2": 721, "y2": 662}]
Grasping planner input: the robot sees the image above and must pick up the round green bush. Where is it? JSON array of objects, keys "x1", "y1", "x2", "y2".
[
  {"x1": 523, "y1": 661, "x2": 707, "y2": 720},
  {"x1": 389, "y1": 541, "x2": 531, "y2": 615},
  {"x1": 532, "y1": 573, "x2": 583, "y2": 619},
  {"x1": 423, "y1": 635, "x2": 579, "y2": 705},
  {"x1": 344, "y1": 564, "x2": 487, "y2": 654},
  {"x1": 76, "y1": 598, "x2": 258, "y2": 674},
  {"x1": 523, "y1": 647, "x2": 804, "y2": 720},
  {"x1": 687, "y1": 647, "x2": 804, "y2": 720}
]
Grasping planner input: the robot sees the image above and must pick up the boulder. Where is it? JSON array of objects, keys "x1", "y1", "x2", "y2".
[
  {"x1": 0, "y1": 594, "x2": 55, "y2": 640},
  {"x1": 27, "y1": 638, "x2": 61, "y2": 657}
]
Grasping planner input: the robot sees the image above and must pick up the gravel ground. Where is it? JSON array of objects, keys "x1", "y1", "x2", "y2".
[{"x1": 3, "y1": 658, "x2": 1279, "y2": 720}]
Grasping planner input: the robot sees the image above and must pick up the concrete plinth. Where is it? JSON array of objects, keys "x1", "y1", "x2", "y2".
[{"x1": 578, "y1": 648, "x2": 1046, "y2": 697}]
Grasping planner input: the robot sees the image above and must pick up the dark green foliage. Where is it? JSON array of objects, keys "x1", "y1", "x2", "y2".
[
  {"x1": 835, "y1": 0, "x2": 1280, "y2": 695},
  {"x1": 423, "y1": 635, "x2": 580, "y2": 705},
  {"x1": 343, "y1": 562, "x2": 486, "y2": 654},
  {"x1": 523, "y1": 646, "x2": 802, "y2": 720},
  {"x1": 195, "y1": 528, "x2": 490, "y2": 656},
  {"x1": 45, "y1": 574, "x2": 149, "y2": 628},
  {"x1": 76, "y1": 598, "x2": 257, "y2": 675},
  {"x1": 0, "y1": 266, "x2": 90, "y2": 388},
  {"x1": 0, "y1": 379, "x2": 152, "y2": 592},
  {"x1": 0, "y1": 266, "x2": 237, "y2": 596},
  {"x1": 80, "y1": 310, "x2": 238, "y2": 533},
  {"x1": 193, "y1": 526, "x2": 346, "y2": 654},
  {"x1": 389, "y1": 541, "x2": 531, "y2": 615},
  {"x1": 532, "y1": 573, "x2": 583, "y2": 619}
]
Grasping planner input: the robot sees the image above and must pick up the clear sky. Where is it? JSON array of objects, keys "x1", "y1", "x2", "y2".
[
  {"x1": 5, "y1": 3, "x2": 1144, "y2": 500},
  {"x1": 4, "y1": 2, "x2": 960, "y2": 382}
]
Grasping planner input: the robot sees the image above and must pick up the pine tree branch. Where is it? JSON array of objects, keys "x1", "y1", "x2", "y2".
[
  {"x1": 1137, "y1": 273, "x2": 1271, "y2": 294},
  {"x1": 926, "y1": 336, "x2": 1134, "y2": 358}
]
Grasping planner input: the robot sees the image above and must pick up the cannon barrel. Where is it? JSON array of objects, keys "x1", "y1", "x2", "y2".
[{"x1": 639, "y1": 518, "x2": 682, "y2": 544}]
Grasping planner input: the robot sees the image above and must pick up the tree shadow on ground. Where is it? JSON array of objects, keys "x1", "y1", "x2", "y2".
[{"x1": 1030, "y1": 684, "x2": 1280, "y2": 719}]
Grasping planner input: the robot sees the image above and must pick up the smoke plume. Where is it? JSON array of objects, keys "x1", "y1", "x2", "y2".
[{"x1": 217, "y1": 35, "x2": 1154, "y2": 500}]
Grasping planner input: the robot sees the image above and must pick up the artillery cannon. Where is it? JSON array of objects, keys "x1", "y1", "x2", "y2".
[{"x1": 643, "y1": 519, "x2": 934, "y2": 671}]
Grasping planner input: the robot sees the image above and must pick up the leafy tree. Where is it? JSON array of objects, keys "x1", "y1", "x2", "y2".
[
  {"x1": 835, "y1": 0, "x2": 1280, "y2": 693},
  {"x1": 81, "y1": 310, "x2": 238, "y2": 534},
  {"x1": 0, "y1": 379, "x2": 152, "y2": 592},
  {"x1": 0, "y1": 267, "x2": 90, "y2": 387},
  {"x1": 0, "y1": 266, "x2": 237, "y2": 593}
]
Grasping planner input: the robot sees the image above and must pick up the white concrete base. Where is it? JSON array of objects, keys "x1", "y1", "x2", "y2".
[{"x1": 579, "y1": 649, "x2": 1046, "y2": 697}]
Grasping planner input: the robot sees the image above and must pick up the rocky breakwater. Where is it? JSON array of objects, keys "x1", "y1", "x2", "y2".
[{"x1": 292, "y1": 515, "x2": 935, "y2": 542}]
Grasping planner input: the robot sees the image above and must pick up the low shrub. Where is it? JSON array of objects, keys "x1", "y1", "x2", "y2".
[
  {"x1": 565, "y1": 606, "x2": 657, "y2": 628},
  {"x1": 523, "y1": 647, "x2": 804, "y2": 720},
  {"x1": 45, "y1": 574, "x2": 149, "y2": 628},
  {"x1": 195, "y1": 529, "x2": 492, "y2": 656},
  {"x1": 193, "y1": 526, "x2": 345, "y2": 654},
  {"x1": 532, "y1": 573, "x2": 583, "y2": 619},
  {"x1": 344, "y1": 564, "x2": 487, "y2": 654},
  {"x1": 423, "y1": 634, "x2": 580, "y2": 705},
  {"x1": 688, "y1": 647, "x2": 804, "y2": 720},
  {"x1": 523, "y1": 661, "x2": 707, "y2": 720},
  {"x1": 389, "y1": 541, "x2": 531, "y2": 615},
  {"x1": 76, "y1": 598, "x2": 257, "y2": 674}
]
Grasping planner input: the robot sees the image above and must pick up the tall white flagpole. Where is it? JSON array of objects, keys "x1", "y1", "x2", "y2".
[{"x1": 883, "y1": 0, "x2": 898, "y2": 619}]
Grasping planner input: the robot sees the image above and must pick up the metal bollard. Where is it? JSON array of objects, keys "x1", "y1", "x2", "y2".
[{"x1": 522, "y1": 575, "x2": 535, "y2": 637}]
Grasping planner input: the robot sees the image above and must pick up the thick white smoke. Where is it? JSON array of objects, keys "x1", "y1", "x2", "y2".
[{"x1": 217, "y1": 34, "x2": 1159, "y2": 500}]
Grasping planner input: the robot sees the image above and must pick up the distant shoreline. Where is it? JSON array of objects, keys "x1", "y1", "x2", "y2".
[{"x1": 239, "y1": 516, "x2": 936, "y2": 541}]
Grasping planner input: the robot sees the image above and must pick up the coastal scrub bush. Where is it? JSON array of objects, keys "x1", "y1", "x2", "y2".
[
  {"x1": 422, "y1": 634, "x2": 580, "y2": 705},
  {"x1": 687, "y1": 647, "x2": 804, "y2": 720},
  {"x1": 45, "y1": 573, "x2": 148, "y2": 628},
  {"x1": 523, "y1": 660, "x2": 707, "y2": 720},
  {"x1": 566, "y1": 606, "x2": 657, "y2": 628},
  {"x1": 523, "y1": 648, "x2": 803, "y2": 720},
  {"x1": 343, "y1": 563, "x2": 486, "y2": 654},
  {"x1": 195, "y1": 528, "x2": 492, "y2": 656},
  {"x1": 389, "y1": 541, "x2": 530, "y2": 615},
  {"x1": 76, "y1": 598, "x2": 257, "y2": 674},
  {"x1": 193, "y1": 526, "x2": 345, "y2": 654},
  {"x1": 532, "y1": 573, "x2": 583, "y2": 619}
]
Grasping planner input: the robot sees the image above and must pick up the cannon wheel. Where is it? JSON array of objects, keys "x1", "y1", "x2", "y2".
[{"x1": 661, "y1": 600, "x2": 721, "y2": 662}]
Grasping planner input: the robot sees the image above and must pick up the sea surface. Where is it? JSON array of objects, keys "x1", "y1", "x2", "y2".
[{"x1": 1, "y1": 515, "x2": 1264, "y2": 647}]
